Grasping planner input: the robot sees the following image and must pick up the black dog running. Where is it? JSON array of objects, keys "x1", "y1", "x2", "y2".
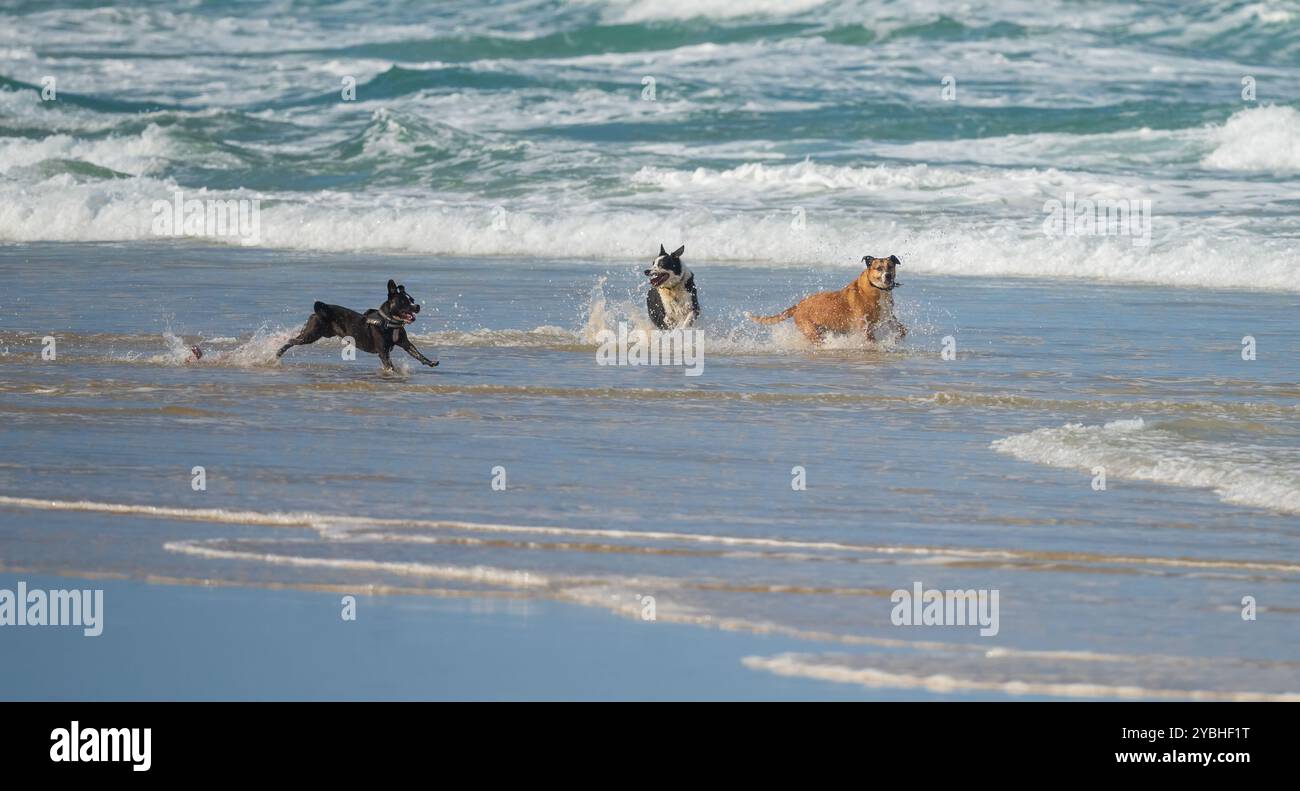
[{"x1": 276, "y1": 279, "x2": 439, "y2": 372}]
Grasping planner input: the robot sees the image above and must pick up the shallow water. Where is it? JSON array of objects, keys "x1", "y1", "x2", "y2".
[{"x1": 1, "y1": 242, "x2": 1297, "y2": 699}]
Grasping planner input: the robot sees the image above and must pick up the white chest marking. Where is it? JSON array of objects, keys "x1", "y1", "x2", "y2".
[{"x1": 657, "y1": 283, "x2": 694, "y2": 327}]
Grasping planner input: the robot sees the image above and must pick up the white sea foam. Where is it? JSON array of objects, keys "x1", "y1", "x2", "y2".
[
  {"x1": 632, "y1": 160, "x2": 976, "y2": 192},
  {"x1": 164, "y1": 540, "x2": 556, "y2": 588},
  {"x1": 2, "y1": 66, "x2": 1299, "y2": 295},
  {"x1": 4, "y1": 174, "x2": 1299, "y2": 293},
  {"x1": 149, "y1": 326, "x2": 289, "y2": 367},
  {"x1": 578, "y1": 280, "x2": 905, "y2": 353},
  {"x1": 2, "y1": 494, "x2": 1296, "y2": 573},
  {"x1": 592, "y1": 0, "x2": 830, "y2": 24},
  {"x1": 0, "y1": 123, "x2": 184, "y2": 177},
  {"x1": 743, "y1": 652, "x2": 1300, "y2": 701},
  {"x1": 1202, "y1": 105, "x2": 1300, "y2": 173},
  {"x1": 992, "y1": 418, "x2": 1300, "y2": 515}
]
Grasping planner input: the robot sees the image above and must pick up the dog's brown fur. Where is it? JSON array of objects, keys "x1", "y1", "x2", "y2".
[{"x1": 750, "y1": 255, "x2": 905, "y2": 344}]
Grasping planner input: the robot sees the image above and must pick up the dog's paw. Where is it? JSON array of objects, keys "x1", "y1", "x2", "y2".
[{"x1": 426, "y1": 359, "x2": 439, "y2": 367}]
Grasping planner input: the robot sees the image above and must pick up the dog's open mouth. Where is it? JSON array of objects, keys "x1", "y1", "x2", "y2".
[
  {"x1": 649, "y1": 272, "x2": 670, "y2": 287},
  {"x1": 399, "y1": 311, "x2": 416, "y2": 323}
]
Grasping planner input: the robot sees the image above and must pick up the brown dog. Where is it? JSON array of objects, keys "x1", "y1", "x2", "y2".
[{"x1": 749, "y1": 255, "x2": 905, "y2": 344}]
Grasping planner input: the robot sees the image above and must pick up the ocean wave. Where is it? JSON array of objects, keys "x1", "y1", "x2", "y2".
[
  {"x1": 5, "y1": 180, "x2": 1299, "y2": 292},
  {"x1": 3, "y1": 494, "x2": 1297, "y2": 573},
  {"x1": 4, "y1": 2, "x2": 1300, "y2": 297},
  {"x1": 1202, "y1": 104, "x2": 1300, "y2": 173},
  {"x1": 632, "y1": 160, "x2": 975, "y2": 192},
  {"x1": 164, "y1": 539, "x2": 558, "y2": 589},
  {"x1": 992, "y1": 418, "x2": 1300, "y2": 515},
  {"x1": 353, "y1": 64, "x2": 541, "y2": 100},
  {"x1": 592, "y1": 0, "x2": 831, "y2": 24},
  {"x1": 0, "y1": 95, "x2": 523, "y2": 189},
  {"x1": 0, "y1": 123, "x2": 180, "y2": 178},
  {"x1": 348, "y1": 107, "x2": 523, "y2": 166},
  {"x1": 743, "y1": 651, "x2": 1300, "y2": 701},
  {"x1": 1140, "y1": 1, "x2": 1300, "y2": 64}
]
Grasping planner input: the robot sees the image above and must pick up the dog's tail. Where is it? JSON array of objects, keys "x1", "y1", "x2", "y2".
[{"x1": 747, "y1": 306, "x2": 796, "y2": 325}]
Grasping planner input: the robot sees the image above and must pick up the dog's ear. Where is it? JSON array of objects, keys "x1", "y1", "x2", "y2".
[
  {"x1": 889, "y1": 255, "x2": 901, "y2": 266},
  {"x1": 861, "y1": 255, "x2": 871, "y2": 266},
  {"x1": 387, "y1": 279, "x2": 398, "y2": 297},
  {"x1": 658, "y1": 243, "x2": 667, "y2": 257},
  {"x1": 671, "y1": 245, "x2": 685, "y2": 258}
]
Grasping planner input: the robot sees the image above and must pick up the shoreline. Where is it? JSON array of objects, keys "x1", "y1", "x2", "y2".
[{"x1": 0, "y1": 571, "x2": 1014, "y2": 702}]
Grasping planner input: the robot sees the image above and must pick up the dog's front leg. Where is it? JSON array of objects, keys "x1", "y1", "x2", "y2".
[
  {"x1": 876, "y1": 313, "x2": 906, "y2": 340},
  {"x1": 398, "y1": 337, "x2": 439, "y2": 367},
  {"x1": 867, "y1": 318, "x2": 905, "y2": 342}
]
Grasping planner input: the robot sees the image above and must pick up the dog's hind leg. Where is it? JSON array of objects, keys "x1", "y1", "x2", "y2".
[
  {"x1": 794, "y1": 313, "x2": 825, "y2": 345},
  {"x1": 277, "y1": 315, "x2": 327, "y2": 358}
]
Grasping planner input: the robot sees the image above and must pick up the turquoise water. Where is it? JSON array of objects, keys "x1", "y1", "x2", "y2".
[
  {"x1": 2, "y1": 1, "x2": 1299, "y2": 286},
  {"x1": 1, "y1": 2, "x2": 1299, "y2": 699}
]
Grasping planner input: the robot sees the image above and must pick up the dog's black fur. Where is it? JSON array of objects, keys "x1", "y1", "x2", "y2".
[
  {"x1": 644, "y1": 244, "x2": 700, "y2": 330},
  {"x1": 276, "y1": 279, "x2": 438, "y2": 372}
]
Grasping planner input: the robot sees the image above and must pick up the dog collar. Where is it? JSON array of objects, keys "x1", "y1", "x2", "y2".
[{"x1": 370, "y1": 309, "x2": 408, "y2": 329}]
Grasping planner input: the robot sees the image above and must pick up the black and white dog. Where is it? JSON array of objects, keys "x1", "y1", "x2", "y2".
[
  {"x1": 276, "y1": 279, "x2": 439, "y2": 372},
  {"x1": 644, "y1": 244, "x2": 700, "y2": 329}
]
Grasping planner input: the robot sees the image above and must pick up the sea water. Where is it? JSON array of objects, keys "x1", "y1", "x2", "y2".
[{"x1": 1, "y1": 0, "x2": 1299, "y2": 698}]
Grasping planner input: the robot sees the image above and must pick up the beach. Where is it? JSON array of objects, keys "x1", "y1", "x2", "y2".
[
  {"x1": 1, "y1": 0, "x2": 1299, "y2": 700},
  {"x1": 2, "y1": 243, "x2": 1298, "y2": 700}
]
